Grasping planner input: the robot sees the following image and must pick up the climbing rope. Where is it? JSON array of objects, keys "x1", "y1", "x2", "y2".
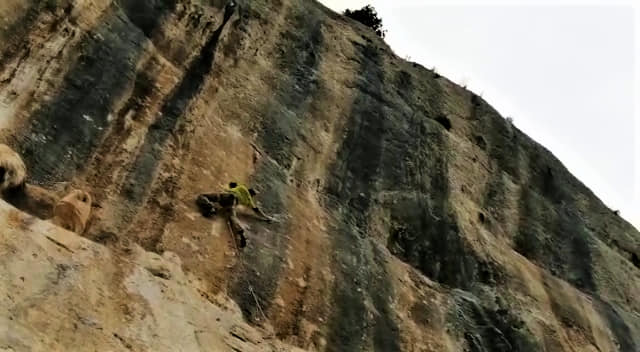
[{"x1": 226, "y1": 220, "x2": 269, "y2": 325}]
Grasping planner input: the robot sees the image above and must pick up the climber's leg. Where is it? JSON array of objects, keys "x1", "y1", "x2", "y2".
[
  {"x1": 196, "y1": 193, "x2": 221, "y2": 218},
  {"x1": 228, "y1": 207, "x2": 247, "y2": 248}
]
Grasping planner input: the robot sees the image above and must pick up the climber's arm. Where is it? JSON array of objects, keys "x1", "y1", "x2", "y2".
[
  {"x1": 248, "y1": 197, "x2": 273, "y2": 222},
  {"x1": 251, "y1": 205, "x2": 274, "y2": 223}
]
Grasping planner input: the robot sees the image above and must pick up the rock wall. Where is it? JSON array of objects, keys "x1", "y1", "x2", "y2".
[
  {"x1": 0, "y1": 0, "x2": 638, "y2": 351},
  {"x1": 0, "y1": 200, "x2": 304, "y2": 351}
]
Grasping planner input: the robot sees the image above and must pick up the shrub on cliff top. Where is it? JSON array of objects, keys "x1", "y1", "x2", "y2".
[{"x1": 344, "y1": 5, "x2": 387, "y2": 38}]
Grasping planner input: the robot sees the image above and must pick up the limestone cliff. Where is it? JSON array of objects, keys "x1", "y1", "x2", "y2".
[{"x1": 0, "y1": 0, "x2": 638, "y2": 351}]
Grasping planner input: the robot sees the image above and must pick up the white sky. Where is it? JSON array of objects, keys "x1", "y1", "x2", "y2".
[{"x1": 319, "y1": 0, "x2": 639, "y2": 230}]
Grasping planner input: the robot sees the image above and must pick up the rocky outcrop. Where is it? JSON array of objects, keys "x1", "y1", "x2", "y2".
[
  {"x1": 0, "y1": 200, "x2": 303, "y2": 351},
  {"x1": 0, "y1": 0, "x2": 638, "y2": 351}
]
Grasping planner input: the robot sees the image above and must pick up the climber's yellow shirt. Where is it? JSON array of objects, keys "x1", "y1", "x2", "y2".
[{"x1": 227, "y1": 184, "x2": 257, "y2": 209}]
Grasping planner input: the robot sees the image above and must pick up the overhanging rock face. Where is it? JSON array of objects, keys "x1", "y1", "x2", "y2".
[{"x1": 1, "y1": 0, "x2": 639, "y2": 351}]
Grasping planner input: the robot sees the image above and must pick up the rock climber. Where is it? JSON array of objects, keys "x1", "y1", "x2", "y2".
[{"x1": 196, "y1": 182, "x2": 273, "y2": 248}]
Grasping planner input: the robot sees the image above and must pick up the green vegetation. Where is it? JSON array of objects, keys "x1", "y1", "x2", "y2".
[{"x1": 344, "y1": 5, "x2": 386, "y2": 38}]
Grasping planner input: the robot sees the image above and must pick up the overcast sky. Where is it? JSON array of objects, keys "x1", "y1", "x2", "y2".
[{"x1": 319, "y1": 0, "x2": 639, "y2": 229}]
